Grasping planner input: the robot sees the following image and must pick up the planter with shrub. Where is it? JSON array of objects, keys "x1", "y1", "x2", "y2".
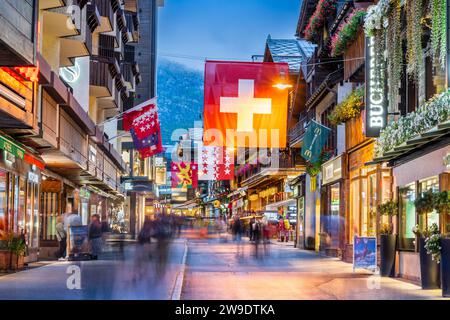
[{"x1": 378, "y1": 200, "x2": 398, "y2": 277}]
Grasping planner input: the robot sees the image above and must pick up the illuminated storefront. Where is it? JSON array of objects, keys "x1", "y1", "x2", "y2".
[
  {"x1": 0, "y1": 134, "x2": 43, "y2": 262},
  {"x1": 343, "y1": 141, "x2": 393, "y2": 262},
  {"x1": 320, "y1": 154, "x2": 346, "y2": 257}
]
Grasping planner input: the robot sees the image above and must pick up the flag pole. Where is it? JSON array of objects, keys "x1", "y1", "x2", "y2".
[{"x1": 97, "y1": 97, "x2": 158, "y2": 127}]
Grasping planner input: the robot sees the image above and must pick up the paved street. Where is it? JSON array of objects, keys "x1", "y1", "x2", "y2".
[
  {"x1": 181, "y1": 235, "x2": 446, "y2": 300},
  {"x1": 0, "y1": 232, "x2": 447, "y2": 300},
  {"x1": 0, "y1": 239, "x2": 186, "y2": 300}
]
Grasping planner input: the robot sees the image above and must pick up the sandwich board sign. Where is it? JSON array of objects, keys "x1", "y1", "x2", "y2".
[{"x1": 353, "y1": 236, "x2": 377, "y2": 272}]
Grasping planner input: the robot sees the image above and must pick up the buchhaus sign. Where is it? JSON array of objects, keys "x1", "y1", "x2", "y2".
[{"x1": 365, "y1": 36, "x2": 387, "y2": 137}]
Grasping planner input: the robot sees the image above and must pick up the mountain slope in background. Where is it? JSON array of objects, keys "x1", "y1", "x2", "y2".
[{"x1": 157, "y1": 59, "x2": 204, "y2": 145}]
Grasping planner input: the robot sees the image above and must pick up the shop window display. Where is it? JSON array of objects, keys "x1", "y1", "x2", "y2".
[{"x1": 419, "y1": 176, "x2": 440, "y2": 230}]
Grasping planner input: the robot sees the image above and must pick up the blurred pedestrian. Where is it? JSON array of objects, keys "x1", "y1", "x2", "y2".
[
  {"x1": 55, "y1": 215, "x2": 67, "y2": 260},
  {"x1": 278, "y1": 217, "x2": 285, "y2": 242},
  {"x1": 252, "y1": 219, "x2": 261, "y2": 259},
  {"x1": 88, "y1": 214, "x2": 103, "y2": 260},
  {"x1": 232, "y1": 215, "x2": 243, "y2": 255}
]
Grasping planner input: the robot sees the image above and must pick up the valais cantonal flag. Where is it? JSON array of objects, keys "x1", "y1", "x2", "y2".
[
  {"x1": 203, "y1": 61, "x2": 289, "y2": 148},
  {"x1": 198, "y1": 145, "x2": 234, "y2": 181},
  {"x1": 131, "y1": 107, "x2": 160, "y2": 140},
  {"x1": 122, "y1": 100, "x2": 156, "y2": 131}
]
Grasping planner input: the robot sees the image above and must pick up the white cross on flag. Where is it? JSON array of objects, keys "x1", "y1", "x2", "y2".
[
  {"x1": 198, "y1": 145, "x2": 234, "y2": 181},
  {"x1": 131, "y1": 107, "x2": 159, "y2": 140}
]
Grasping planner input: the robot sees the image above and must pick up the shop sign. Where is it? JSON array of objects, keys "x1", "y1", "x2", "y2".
[
  {"x1": 321, "y1": 155, "x2": 343, "y2": 185},
  {"x1": 28, "y1": 171, "x2": 39, "y2": 184},
  {"x1": 365, "y1": 36, "x2": 387, "y2": 138},
  {"x1": 154, "y1": 157, "x2": 165, "y2": 167},
  {"x1": 0, "y1": 136, "x2": 24, "y2": 159},
  {"x1": 124, "y1": 182, "x2": 133, "y2": 190},
  {"x1": 80, "y1": 188, "x2": 91, "y2": 199},
  {"x1": 155, "y1": 167, "x2": 167, "y2": 185},
  {"x1": 259, "y1": 187, "x2": 277, "y2": 198}
]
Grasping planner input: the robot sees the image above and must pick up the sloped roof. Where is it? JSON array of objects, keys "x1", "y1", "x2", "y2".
[{"x1": 265, "y1": 36, "x2": 315, "y2": 73}]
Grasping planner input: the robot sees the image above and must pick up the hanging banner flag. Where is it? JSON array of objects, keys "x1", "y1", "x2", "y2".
[
  {"x1": 131, "y1": 107, "x2": 160, "y2": 140},
  {"x1": 300, "y1": 120, "x2": 331, "y2": 164},
  {"x1": 171, "y1": 162, "x2": 198, "y2": 188},
  {"x1": 203, "y1": 61, "x2": 289, "y2": 148},
  {"x1": 198, "y1": 145, "x2": 234, "y2": 181},
  {"x1": 122, "y1": 99, "x2": 157, "y2": 131},
  {"x1": 130, "y1": 124, "x2": 163, "y2": 159}
]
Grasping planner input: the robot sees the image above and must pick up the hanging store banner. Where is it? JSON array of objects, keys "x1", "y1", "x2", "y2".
[
  {"x1": 300, "y1": 120, "x2": 331, "y2": 164},
  {"x1": 365, "y1": 36, "x2": 387, "y2": 137},
  {"x1": 353, "y1": 236, "x2": 377, "y2": 272},
  {"x1": 203, "y1": 61, "x2": 289, "y2": 148},
  {"x1": 171, "y1": 162, "x2": 198, "y2": 189}
]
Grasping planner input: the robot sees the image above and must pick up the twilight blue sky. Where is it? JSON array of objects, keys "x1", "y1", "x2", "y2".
[{"x1": 157, "y1": 0, "x2": 302, "y2": 71}]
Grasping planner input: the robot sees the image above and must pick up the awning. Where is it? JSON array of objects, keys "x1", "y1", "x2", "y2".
[
  {"x1": 370, "y1": 120, "x2": 450, "y2": 166},
  {"x1": 227, "y1": 186, "x2": 248, "y2": 198},
  {"x1": 265, "y1": 198, "x2": 296, "y2": 210},
  {"x1": 172, "y1": 199, "x2": 198, "y2": 210}
]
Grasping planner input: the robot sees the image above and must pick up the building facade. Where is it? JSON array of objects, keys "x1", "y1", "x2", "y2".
[{"x1": 0, "y1": 0, "x2": 148, "y2": 260}]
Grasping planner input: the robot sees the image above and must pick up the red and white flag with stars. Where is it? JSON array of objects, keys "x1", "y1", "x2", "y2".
[
  {"x1": 131, "y1": 107, "x2": 160, "y2": 140},
  {"x1": 198, "y1": 146, "x2": 234, "y2": 181}
]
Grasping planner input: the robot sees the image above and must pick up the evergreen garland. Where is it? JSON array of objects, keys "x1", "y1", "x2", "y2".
[
  {"x1": 430, "y1": 0, "x2": 447, "y2": 69},
  {"x1": 387, "y1": 0, "x2": 402, "y2": 112},
  {"x1": 406, "y1": 0, "x2": 424, "y2": 81}
]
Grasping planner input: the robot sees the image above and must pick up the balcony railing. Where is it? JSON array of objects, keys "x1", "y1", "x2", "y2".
[
  {"x1": 289, "y1": 116, "x2": 309, "y2": 147},
  {"x1": 90, "y1": 58, "x2": 113, "y2": 96}
]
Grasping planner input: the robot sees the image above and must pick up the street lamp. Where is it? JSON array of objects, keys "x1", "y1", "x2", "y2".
[{"x1": 272, "y1": 83, "x2": 293, "y2": 90}]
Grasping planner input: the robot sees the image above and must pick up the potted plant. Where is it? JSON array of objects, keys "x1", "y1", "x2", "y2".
[
  {"x1": 7, "y1": 234, "x2": 26, "y2": 271},
  {"x1": 414, "y1": 223, "x2": 441, "y2": 289},
  {"x1": 0, "y1": 238, "x2": 10, "y2": 272},
  {"x1": 378, "y1": 200, "x2": 398, "y2": 277},
  {"x1": 432, "y1": 190, "x2": 450, "y2": 296},
  {"x1": 414, "y1": 189, "x2": 434, "y2": 215}
]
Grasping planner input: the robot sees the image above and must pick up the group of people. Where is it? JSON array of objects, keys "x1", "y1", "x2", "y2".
[
  {"x1": 229, "y1": 215, "x2": 271, "y2": 258},
  {"x1": 55, "y1": 202, "x2": 108, "y2": 261},
  {"x1": 134, "y1": 214, "x2": 178, "y2": 281}
]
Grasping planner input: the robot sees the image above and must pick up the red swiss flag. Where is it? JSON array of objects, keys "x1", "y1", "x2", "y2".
[{"x1": 203, "y1": 61, "x2": 289, "y2": 148}]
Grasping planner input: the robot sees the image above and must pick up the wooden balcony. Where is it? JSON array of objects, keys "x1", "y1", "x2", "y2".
[
  {"x1": 125, "y1": 11, "x2": 139, "y2": 42},
  {"x1": 0, "y1": 67, "x2": 37, "y2": 131},
  {"x1": 90, "y1": 58, "x2": 114, "y2": 98},
  {"x1": 58, "y1": 109, "x2": 88, "y2": 170},
  {"x1": 289, "y1": 116, "x2": 309, "y2": 148},
  {"x1": 42, "y1": 1, "x2": 99, "y2": 67},
  {"x1": 0, "y1": 0, "x2": 35, "y2": 66},
  {"x1": 92, "y1": 0, "x2": 114, "y2": 33},
  {"x1": 40, "y1": 90, "x2": 59, "y2": 149},
  {"x1": 344, "y1": 31, "x2": 365, "y2": 82},
  {"x1": 345, "y1": 112, "x2": 370, "y2": 151},
  {"x1": 95, "y1": 147, "x2": 104, "y2": 181}
]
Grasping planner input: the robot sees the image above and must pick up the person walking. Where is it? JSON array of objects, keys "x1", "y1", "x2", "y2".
[
  {"x1": 88, "y1": 214, "x2": 103, "y2": 260},
  {"x1": 63, "y1": 200, "x2": 82, "y2": 257},
  {"x1": 278, "y1": 217, "x2": 285, "y2": 242},
  {"x1": 232, "y1": 215, "x2": 243, "y2": 256},
  {"x1": 55, "y1": 215, "x2": 67, "y2": 260},
  {"x1": 284, "y1": 218, "x2": 291, "y2": 242}
]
